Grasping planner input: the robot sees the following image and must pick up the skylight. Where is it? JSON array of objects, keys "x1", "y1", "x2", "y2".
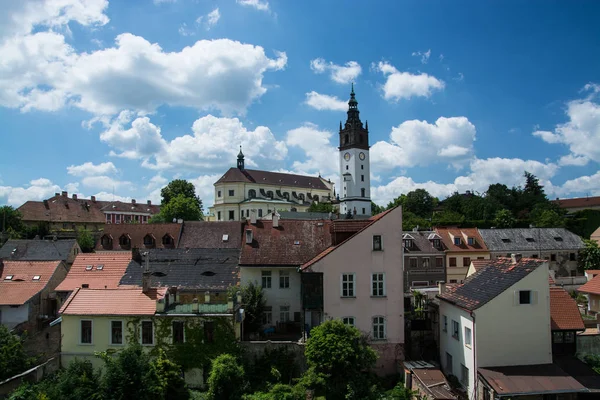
[
  {"x1": 32, "y1": 275, "x2": 40, "y2": 281},
  {"x1": 85, "y1": 265, "x2": 93, "y2": 271},
  {"x1": 501, "y1": 238, "x2": 511, "y2": 243},
  {"x1": 525, "y1": 237, "x2": 535, "y2": 242},
  {"x1": 4, "y1": 275, "x2": 13, "y2": 280},
  {"x1": 294, "y1": 240, "x2": 300, "y2": 245},
  {"x1": 96, "y1": 265, "x2": 104, "y2": 270},
  {"x1": 554, "y1": 237, "x2": 563, "y2": 241},
  {"x1": 222, "y1": 234, "x2": 229, "y2": 242}
]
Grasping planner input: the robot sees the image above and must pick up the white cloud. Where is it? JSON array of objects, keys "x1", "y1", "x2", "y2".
[
  {"x1": 370, "y1": 117, "x2": 476, "y2": 170},
  {"x1": 81, "y1": 175, "x2": 132, "y2": 191},
  {"x1": 558, "y1": 154, "x2": 589, "y2": 167},
  {"x1": 304, "y1": 91, "x2": 347, "y2": 111},
  {"x1": 178, "y1": 23, "x2": 194, "y2": 36},
  {"x1": 375, "y1": 61, "x2": 444, "y2": 101},
  {"x1": 286, "y1": 124, "x2": 338, "y2": 177},
  {"x1": 412, "y1": 49, "x2": 431, "y2": 64},
  {"x1": 0, "y1": 178, "x2": 61, "y2": 206},
  {"x1": 558, "y1": 170, "x2": 600, "y2": 197},
  {"x1": 310, "y1": 58, "x2": 362, "y2": 84},
  {"x1": 206, "y1": 8, "x2": 220, "y2": 29},
  {"x1": 91, "y1": 191, "x2": 131, "y2": 202},
  {"x1": 533, "y1": 130, "x2": 561, "y2": 143},
  {"x1": 145, "y1": 175, "x2": 168, "y2": 191},
  {"x1": 67, "y1": 161, "x2": 118, "y2": 176},
  {"x1": 190, "y1": 174, "x2": 224, "y2": 212},
  {"x1": 236, "y1": 0, "x2": 269, "y2": 12}
]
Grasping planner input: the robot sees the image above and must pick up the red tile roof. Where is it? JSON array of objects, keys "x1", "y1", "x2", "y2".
[
  {"x1": 18, "y1": 194, "x2": 105, "y2": 224},
  {"x1": 55, "y1": 253, "x2": 131, "y2": 291},
  {"x1": 96, "y1": 223, "x2": 183, "y2": 251},
  {"x1": 240, "y1": 219, "x2": 333, "y2": 265},
  {"x1": 550, "y1": 286, "x2": 585, "y2": 331},
  {"x1": 578, "y1": 275, "x2": 600, "y2": 295},
  {"x1": 585, "y1": 270, "x2": 600, "y2": 278},
  {"x1": 99, "y1": 200, "x2": 160, "y2": 214},
  {"x1": 553, "y1": 196, "x2": 600, "y2": 210},
  {"x1": 435, "y1": 227, "x2": 488, "y2": 252},
  {"x1": 330, "y1": 219, "x2": 372, "y2": 233},
  {"x1": 215, "y1": 167, "x2": 330, "y2": 191},
  {"x1": 59, "y1": 287, "x2": 165, "y2": 316},
  {"x1": 0, "y1": 261, "x2": 63, "y2": 305},
  {"x1": 470, "y1": 259, "x2": 490, "y2": 272}
]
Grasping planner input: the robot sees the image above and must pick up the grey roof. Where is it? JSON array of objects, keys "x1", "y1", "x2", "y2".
[
  {"x1": 478, "y1": 228, "x2": 584, "y2": 252},
  {"x1": 119, "y1": 248, "x2": 240, "y2": 291},
  {"x1": 402, "y1": 231, "x2": 445, "y2": 254},
  {"x1": 438, "y1": 258, "x2": 544, "y2": 310},
  {"x1": 0, "y1": 239, "x2": 77, "y2": 261},
  {"x1": 278, "y1": 211, "x2": 340, "y2": 220},
  {"x1": 178, "y1": 221, "x2": 242, "y2": 249}
]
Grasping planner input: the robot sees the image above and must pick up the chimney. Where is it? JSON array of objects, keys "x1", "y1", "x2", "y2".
[
  {"x1": 54, "y1": 192, "x2": 60, "y2": 196},
  {"x1": 147, "y1": 200, "x2": 151, "y2": 205},
  {"x1": 192, "y1": 297, "x2": 199, "y2": 313},
  {"x1": 61, "y1": 191, "x2": 67, "y2": 197},
  {"x1": 272, "y1": 211, "x2": 280, "y2": 228},
  {"x1": 131, "y1": 199, "x2": 136, "y2": 204},
  {"x1": 438, "y1": 281, "x2": 446, "y2": 294},
  {"x1": 205, "y1": 291, "x2": 210, "y2": 303},
  {"x1": 250, "y1": 209, "x2": 257, "y2": 224},
  {"x1": 72, "y1": 194, "x2": 78, "y2": 200},
  {"x1": 132, "y1": 247, "x2": 143, "y2": 263},
  {"x1": 142, "y1": 252, "x2": 151, "y2": 293},
  {"x1": 43, "y1": 199, "x2": 49, "y2": 209},
  {"x1": 91, "y1": 196, "x2": 96, "y2": 203},
  {"x1": 511, "y1": 253, "x2": 522, "y2": 264}
]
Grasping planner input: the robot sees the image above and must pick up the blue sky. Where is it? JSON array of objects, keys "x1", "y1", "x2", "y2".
[{"x1": 1, "y1": 0, "x2": 600, "y2": 210}]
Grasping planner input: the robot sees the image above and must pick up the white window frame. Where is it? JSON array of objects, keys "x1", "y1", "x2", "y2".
[
  {"x1": 341, "y1": 273, "x2": 356, "y2": 297},
  {"x1": 372, "y1": 235, "x2": 383, "y2": 251},
  {"x1": 172, "y1": 320, "x2": 185, "y2": 344},
  {"x1": 342, "y1": 317, "x2": 355, "y2": 326},
  {"x1": 371, "y1": 273, "x2": 385, "y2": 296},
  {"x1": 80, "y1": 319, "x2": 93, "y2": 345},
  {"x1": 115, "y1": 214, "x2": 121, "y2": 224},
  {"x1": 515, "y1": 290, "x2": 537, "y2": 305},
  {"x1": 140, "y1": 320, "x2": 154, "y2": 346},
  {"x1": 464, "y1": 326, "x2": 472, "y2": 347},
  {"x1": 279, "y1": 306, "x2": 290, "y2": 322},
  {"x1": 261, "y1": 270, "x2": 272, "y2": 289},
  {"x1": 372, "y1": 316, "x2": 386, "y2": 340},
  {"x1": 262, "y1": 309, "x2": 272, "y2": 325},
  {"x1": 279, "y1": 270, "x2": 290, "y2": 289},
  {"x1": 109, "y1": 320, "x2": 124, "y2": 346},
  {"x1": 422, "y1": 258, "x2": 430, "y2": 268}
]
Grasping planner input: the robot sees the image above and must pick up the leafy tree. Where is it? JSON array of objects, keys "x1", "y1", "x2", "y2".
[
  {"x1": 493, "y1": 209, "x2": 516, "y2": 228},
  {"x1": 52, "y1": 359, "x2": 102, "y2": 400},
  {"x1": 0, "y1": 206, "x2": 25, "y2": 236},
  {"x1": 432, "y1": 210, "x2": 465, "y2": 226},
  {"x1": 150, "y1": 349, "x2": 190, "y2": 400},
  {"x1": 402, "y1": 211, "x2": 430, "y2": 231},
  {"x1": 371, "y1": 202, "x2": 385, "y2": 215},
  {"x1": 579, "y1": 239, "x2": 600, "y2": 272},
  {"x1": 403, "y1": 189, "x2": 437, "y2": 218},
  {"x1": 0, "y1": 325, "x2": 32, "y2": 381},
  {"x1": 77, "y1": 229, "x2": 95, "y2": 253},
  {"x1": 161, "y1": 179, "x2": 203, "y2": 210},
  {"x1": 308, "y1": 202, "x2": 335, "y2": 213},
  {"x1": 301, "y1": 319, "x2": 378, "y2": 400},
  {"x1": 386, "y1": 194, "x2": 407, "y2": 210},
  {"x1": 533, "y1": 209, "x2": 565, "y2": 228},
  {"x1": 156, "y1": 194, "x2": 203, "y2": 222},
  {"x1": 237, "y1": 282, "x2": 267, "y2": 338},
  {"x1": 207, "y1": 354, "x2": 247, "y2": 400}
]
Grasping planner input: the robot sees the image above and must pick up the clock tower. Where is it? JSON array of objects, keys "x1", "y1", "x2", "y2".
[{"x1": 339, "y1": 84, "x2": 371, "y2": 217}]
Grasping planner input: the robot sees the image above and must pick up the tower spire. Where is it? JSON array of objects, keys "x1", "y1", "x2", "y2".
[{"x1": 237, "y1": 145, "x2": 245, "y2": 170}]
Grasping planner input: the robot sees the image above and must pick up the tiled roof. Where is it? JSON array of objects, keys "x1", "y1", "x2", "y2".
[
  {"x1": 435, "y1": 227, "x2": 488, "y2": 252},
  {"x1": 178, "y1": 221, "x2": 242, "y2": 249},
  {"x1": 0, "y1": 261, "x2": 63, "y2": 305},
  {"x1": 550, "y1": 286, "x2": 585, "y2": 331},
  {"x1": 59, "y1": 287, "x2": 165, "y2": 316},
  {"x1": 478, "y1": 228, "x2": 584, "y2": 252},
  {"x1": 402, "y1": 231, "x2": 445, "y2": 254},
  {"x1": 470, "y1": 259, "x2": 490, "y2": 272},
  {"x1": 96, "y1": 223, "x2": 183, "y2": 251},
  {"x1": 438, "y1": 258, "x2": 544, "y2": 310},
  {"x1": 99, "y1": 200, "x2": 160, "y2": 214},
  {"x1": 411, "y1": 369, "x2": 456, "y2": 400},
  {"x1": 279, "y1": 211, "x2": 339, "y2": 220},
  {"x1": 578, "y1": 275, "x2": 600, "y2": 295},
  {"x1": 18, "y1": 194, "x2": 105, "y2": 224},
  {"x1": 553, "y1": 196, "x2": 600, "y2": 210},
  {"x1": 55, "y1": 253, "x2": 131, "y2": 291},
  {"x1": 119, "y1": 248, "x2": 240, "y2": 291},
  {"x1": 331, "y1": 219, "x2": 372, "y2": 233},
  {"x1": 0, "y1": 239, "x2": 77, "y2": 261},
  {"x1": 240, "y1": 219, "x2": 333, "y2": 266},
  {"x1": 215, "y1": 167, "x2": 330, "y2": 191}
]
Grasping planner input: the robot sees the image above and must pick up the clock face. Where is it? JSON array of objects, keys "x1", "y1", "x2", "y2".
[
  {"x1": 359, "y1": 152, "x2": 365, "y2": 160},
  {"x1": 344, "y1": 152, "x2": 350, "y2": 161}
]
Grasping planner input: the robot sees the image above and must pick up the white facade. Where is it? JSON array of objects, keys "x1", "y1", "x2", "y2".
[
  {"x1": 0, "y1": 303, "x2": 29, "y2": 329},
  {"x1": 339, "y1": 147, "x2": 371, "y2": 216}
]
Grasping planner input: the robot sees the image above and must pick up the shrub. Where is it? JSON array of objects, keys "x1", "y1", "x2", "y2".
[{"x1": 207, "y1": 354, "x2": 246, "y2": 400}]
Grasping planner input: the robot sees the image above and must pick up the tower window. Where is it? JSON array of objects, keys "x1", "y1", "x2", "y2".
[
  {"x1": 361, "y1": 175, "x2": 364, "y2": 182},
  {"x1": 344, "y1": 134, "x2": 349, "y2": 144},
  {"x1": 360, "y1": 135, "x2": 363, "y2": 143},
  {"x1": 346, "y1": 165, "x2": 348, "y2": 170},
  {"x1": 361, "y1": 165, "x2": 364, "y2": 170},
  {"x1": 361, "y1": 188, "x2": 365, "y2": 197}
]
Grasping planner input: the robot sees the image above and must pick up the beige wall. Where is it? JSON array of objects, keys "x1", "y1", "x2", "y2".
[
  {"x1": 591, "y1": 227, "x2": 600, "y2": 246},
  {"x1": 446, "y1": 252, "x2": 490, "y2": 283},
  {"x1": 587, "y1": 294, "x2": 600, "y2": 313}
]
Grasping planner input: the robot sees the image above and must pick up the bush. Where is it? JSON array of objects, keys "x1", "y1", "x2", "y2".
[
  {"x1": 207, "y1": 354, "x2": 246, "y2": 400},
  {"x1": 0, "y1": 325, "x2": 33, "y2": 381}
]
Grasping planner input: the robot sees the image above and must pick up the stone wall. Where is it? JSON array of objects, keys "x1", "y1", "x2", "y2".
[
  {"x1": 241, "y1": 341, "x2": 307, "y2": 374},
  {"x1": 577, "y1": 333, "x2": 600, "y2": 356},
  {"x1": 0, "y1": 357, "x2": 59, "y2": 398}
]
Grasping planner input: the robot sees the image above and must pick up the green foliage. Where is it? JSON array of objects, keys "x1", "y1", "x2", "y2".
[
  {"x1": 579, "y1": 239, "x2": 600, "y2": 272},
  {"x1": 237, "y1": 282, "x2": 267, "y2": 338},
  {"x1": 566, "y1": 210, "x2": 600, "y2": 239},
  {"x1": 432, "y1": 210, "x2": 465, "y2": 226},
  {"x1": 493, "y1": 209, "x2": 516, "y2": 228},
  {"x1": 308, "y1": 202, "x2": 335, "y2": 213},
  {"x1": 150, "y1": 349, "x2": 190, "y2": 400},
  {"x1": 582, "y1": 353, "x2": 600, "y2": 374},
  {"x1": 403, "y1": 189, "x2": 437, "y2": 218},
  {"x1": 243, "y1": 384, "x2": 304, "y2": 400},
  {"x1": 301, "y1": 319, "x2": 378, "y2": 400},
  {"x1": 0, "y1": 325, "x2": 33, "y2": 381},
  {"x1": 156, "y1": 194, "x2": 203, "y2": 222},
  {"x1": 533, "y1": 209, "x2": 565, "y2": 228},
  {"x1": 382, "y1": 381, "x2": 414, "y2": 400},
  {"x1": 76, "y1": 229, "x2": 95, "y2": 253},
  {"x1": 161, "y1": 179, "x2": 203, "y2": 208},
  {"x1": 207, "y1": 354, "x2": 247, "y2": 400},
  {"x1": 245, "y1": 347, "x2": 299, "y2": 392},
  {"x1": 371, "y1": 202, "x2": 385, "y2": 215},
  {"x1": 0, "y1": 206, "x2": 25, "y2": 237},
  {"x1": 402, "y1": 211, "x2": 430, "y2": 231}
]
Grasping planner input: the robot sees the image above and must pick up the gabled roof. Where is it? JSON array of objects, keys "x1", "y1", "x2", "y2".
[
  {"x1": 178, "y1": 221, "x2": 242, "y2": 249},
  {"x1": 553, "y1": 196, "x2": 600, "y2": 210},
  {"x1": 578, "y1": 274, "x2": 600, "y2": 296},
  {"x1": 59, "y1": 287, "x2": 165, "y2": 316},
  {"x1": 240, "y1": 219, "x2": 333, "y2": 266},
  {"x1": 478, "y1": 228, "x2": 584, "y2": 252},
  {"x1": 99, "y1": 200, "x2": 160, "y2": 214},
  {"x1": 119, "y1": 248, "x2": 240, "y2": 291},
  {"x1": 0, "y1": 261, "x2": 63, "y2": 305},
  {"x1": 0, "y1": 239, "x2": 77, "y2": 261},
  {"x1": 331, "y1": 219, "x2": 372, "y2": 233},
  {"x1": 215, "y1": 167, "x2": 330, "y2": 191},
  {"x1": 550, "y1": 286, "x2": 585, "y2": 331},
  {"x1": 54, "y1": 253, "x2": 131, "y2": 291},
  {"x1": 402, "y1": 231, "x2": 445, "y2": 254},
  {"x1": 435, "y1": 227, "x2": 488, "y2": 252},
  {"x1": 470, "y1": 259, "x2": 491, "y2": 273},
  {"x1": 96, "y1": 223, "x2": 183, "y2": 251},
  {"x1": 438, "y1": 258, "x2": 545, "y2": 310},
  {"x1": 18, "y1": 194, "x2": 105, "y2": 224}
]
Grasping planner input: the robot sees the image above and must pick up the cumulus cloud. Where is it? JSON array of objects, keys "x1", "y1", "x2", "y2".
[
  {"x1": 558, "y1": 170, "x2": 600, "y2": 196},
  {"x1": 304, "y1": 91, "x2": 347, "y2": 111},
  {"x1": 375, "y1": 61, "x2": 444, "y2": 101},
  {"x1": 0, "y1": 178, "x2": 62, "y2": 206},
  {"x1": 67, "y1": 161, "x2": 118, "y2": 176},
  {"x1": 81, "y1": 175, "x2": 132, "y2": 191},
  {"x1": 206, "y1": 8, "x2": 220, "y2": 29},
  {"x1": 286, "y1": 124, "x2": 338, "y2": 177},
  {"x1": 412, "y1": 49, "x2": 431, "y2": 64},
  {"x1": 558, "y1": 154, "x2": 589, "y2": 167},
  {"x1": 310, "y1": 58, "x2": 362, "y2": 84},
  {"x1": 236, "y1": 0, "x2": 270, "y2": 12}
]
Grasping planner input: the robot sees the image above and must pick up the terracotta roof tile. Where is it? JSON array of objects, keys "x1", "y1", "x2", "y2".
[
  {"x1": 330, "y1": 219, "x2": 371, "y2": 233},
  {"x1": 470, "y1": 259, "x2": 490, "y2": 272},
  {"x1": 96, "y1": 223, "x2": 182, "y2": 251},
  {"x1": 0, "y1": 261, "x2": 63, "y2": 305},
  {"x1": 578, "y1": 275, "x2": 600, "y2": 295},
  {"x1": 215, "y1": 168, "x2": 330, "y2": 191},
  {"x1": 178, "y1": 221, "x2": 242, "y2": 249},
  {"x1": 402, "y1": 231, "x2": 445, "y2": 255},
  {"x1": 99, "y1": 200, "x2": 160, "y2": 214},
  {"x1": 55, "y1": 253, "x2": 131, "y2": 291},
  {"x1": 550, "y1": 286, "x2": 585, "y2": 331},
  {"x1": 435, "y1": 227, "x2": 488, "y2": 252},
  {"x1": 59, "y1": 287, "x2": 165, "y2": 316},
  {"x1": 553, "y1": 196, "x2": 600, "y2": 210},
  {"x1": 18, "y1": 195, "x2": 105, "y2": 224}
]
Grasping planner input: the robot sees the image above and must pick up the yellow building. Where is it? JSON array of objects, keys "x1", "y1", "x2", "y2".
[
  {"x1": 59, "y1": 287, "x2": 240, "y2": 388},
  {"x1": 208, "y1": 148, "x2": 335, "y2": 221},
  {"x1": 435, "y1": 227, "x2": 490, "y2": 284}
]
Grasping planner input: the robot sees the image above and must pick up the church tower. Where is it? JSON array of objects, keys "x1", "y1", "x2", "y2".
[{"x1": 339, "y1": 84, "x2": 371, "y2": 217}]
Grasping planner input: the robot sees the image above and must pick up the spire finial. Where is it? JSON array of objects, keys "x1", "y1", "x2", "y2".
[
  {"x1": 237, "y1": 145, "x2": 245, "y2": 169},
  {"x1": 351, "y1": 82, "x2": 355, "y2": 95}
]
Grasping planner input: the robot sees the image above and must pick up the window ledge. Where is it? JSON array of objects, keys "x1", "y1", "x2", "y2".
[
  {"x1": 341, "y1": 296, "x2": 356, "y2": 299},
  {"x1": 370, "y1": 338, "x2": 387, "y2": 342},
  {"x1": 370, "y1": 295, "x2": 387, "y2": 298},
  {"x1": 465, "y1": 344, "x2": 472, "y2": 349},
  {"x1": 109, "y1": 343, "x2": 125, "y2": 347},
  {"x1": 78, "y1": 343, "x2": 94, "y2": 346}
]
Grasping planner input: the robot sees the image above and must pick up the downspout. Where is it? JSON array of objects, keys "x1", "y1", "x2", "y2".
[{"x1": 471, "y1": 310, "x2": 478, "y2": 400}]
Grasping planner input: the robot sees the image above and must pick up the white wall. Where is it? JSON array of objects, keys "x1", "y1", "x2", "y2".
[
  {"x1": 240, "y1": 266, "x2": 301, "y2": 325},
  {"x1": 0, "y1": 304, "x2": 29, "y2": 329},
  {"x1": 339, "y1": 147, "x2": 371, "y2": 216}
]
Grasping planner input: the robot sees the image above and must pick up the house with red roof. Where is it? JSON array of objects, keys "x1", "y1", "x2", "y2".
[
  {"x1": 578, "y1": 274, "x2": 600, "y2": 315},
  {"x1": 0, "y1": 260, "x2": 68, "y2": 331},
  {"x1": 549, "y1": 285, "x2": 585, "y2": 358},
  {"x1": 435, "y1": 227, "x2": 490, "y2": 284}
]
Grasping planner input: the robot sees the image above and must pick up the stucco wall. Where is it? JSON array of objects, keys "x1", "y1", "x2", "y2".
[{"x1": 446, "y1": 252, "x2": 490, "y2": 283}]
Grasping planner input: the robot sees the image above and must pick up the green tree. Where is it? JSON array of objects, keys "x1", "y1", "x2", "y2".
[
  {"x1": 0, "y1": 325, "x2": 32, "y2": 381},
  {"x1": 308, "y1": 202, "x2": 335, "y2": 213},
  {"x1": 150, "y1": 349, "x2": 190, "y2": 400},
  {"x1": 301, "y1": 319, "x2": 378, "y2": 400},
  {"x1": 493, "y1": 209, "x2": 516, "y2": 228},
  {"x1": 403, "y1": 189, "x2": 437, "y2": 218},
  {"x1": 432, "y1": 210, "x2": 465, "y2": 226},
  {"x1": 534, "y1": 209, "x2": 565, "y2": 228},
  {"x1": 579, "y1": 239, "x2": 600, "y2": 272},
  {"x1": 207, "y1": 354, "x2": 247, "y2": 400},
  {"x1": 77, "y1": 229, "x2": 95, "y2": 253},
  {"x1": 386, "y1": 194, "x2": 407, "y2": 210},
  {"x1": 0, "y1": 206, "x2": 25, "y2": 240},
  {"x1": 237, "y1": 282, "x2": 267, "y2": 338},
  {"x1": 161, "y1": 179, "x2": 203, "y2": 210},
  {"x1": 52, "y1": 359, "x2": 102, "y2": 400},
  {"x1": 156, "y1": 194, "x2": 203, "y2": 222},
  {"x1": 371, "y1": 202, "x2": 385, "y2": 215},
  {"x1": 402, "y1": 211, "x2": 430, "y2": 231}
]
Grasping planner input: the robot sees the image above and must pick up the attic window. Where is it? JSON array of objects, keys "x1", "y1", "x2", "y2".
[
  {"x1": 554, "y1": 236, "x2": 563, "y2": 242},
  {"x1": 96, "y1": 265, "x2": 104, "y2": 271},
  {"x1": 4, "y1": 275, "x2": 13, "y2": 280},
  {"x1": 32, "y1": 275, "x2": 41, "y2": 281},
  {"x1": 85, "y1": 265, "x2": 93, "y2": 271},
  {"x1": 501, "y1": 238, "x2": 511, "y2": 243},
  {"x1": 151, "y1": 272, "x2": 166, "y2": 277},
  {"x1": 245, "y1": 229, "x2": 253, "y2": 244},
  {"x1": 201, "y1": 271, "x2": 216, "y2": 276},
  {"x1": 467, "y1": 237, "x2": 475, "y2": 246},
  {"x1": 222, "y1": 234, "x2": 229, "y2": 242},
  {"x1": 454, "y1": 237, "x2": 462, "y2": 246},
  {"x1": 294, "y1": 240, "x2": 300, "y2": 245},
  {"x1": 526, "y1": 237, "x2": 535, "y2": 242},
  {"x1": 82, "y1": 284, "x2": 89, "y2": 288}
]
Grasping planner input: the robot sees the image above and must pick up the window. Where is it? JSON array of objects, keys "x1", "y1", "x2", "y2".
[
  {"x1": 217, "y1": 190, "x2": 222, "y2": 197},
  {"x1": 449, "y1": 257, "x2": 457, "y2": 267},
  {"x1": 412, "y1": 281, "x2": 429, "y2": 287},
  {"x1": 464, "y1": 326, "x2": 472, "y2": 347},
  {"x1": 262, "y1": 309, "x2": 272, "y2": 325},
  {"x1": 433, "y1": 238, "x2": 441, "y2": 249},
  {"x1": 341, "y1": 273, "x2": 356, "y2": 297},
  {"x1": 141, "y1": 321, "x2": 153, "y2": 345},
  {"x1": 554, "y1": 236, "x2": 563, "y2": 242},
  {"x1": 372, "y1": 273, "x2": 385, "y2": 296},
  {"x1": 373, "y1": 235, "x2": 382, "y2": 251},
  {"x1": 261, "y1": 271, "x2": 272, "y2": 289},
  {"x1": 101, "y1": 235, "x2": 112, "y2": 248},
  {"x1": 446, "y1": 352, "x2": 453, "y2": 374},
  {"x1": 279, "y1": 270, "x2": 290, "y2": 289},
  {"x1": 111, "y1": 321, "x2": 123, "y2": 345},
  {"x1": 570, "y1": 253, "x2": 576, "y2": 261},
  {"x1": 228, "y1": 190, "x2": 235, "y2": 196},
  {"x1": 452, "y1": 320, "x2": 459, "y2": 340},
  {"x1": 409, "y1": 258, "x2": 417, "y2": 268},
  {"x1": 372, "y1": 316, "x2": 386, "y2": 340},
  {"x1": 228, "y1": 210, "x2": 234, "y2": 220},
  {"x1": 436, "y1": 257, "x2": 444, "y2": 268},
  {"x1": 454, "y1": 237, "x2": 461, "y2": 245},
  {"x1": 526, "y1": 237, "x2": 535, "y2": 242},
  {"x1": 32, "y1": 275, "x2": 41, "y2": 280},
  {"x1": 106, "y1": 214, "x2": 111, "y2": 223},
  {"x1": 173, "y1": 321, "x2": 185, "y2": 344},
  {"x1": 143, "y1": 234, "x2": 155, "y2": 247},
  {"x1": 346, "y1": 165, "x2": 348, "y2": 170},
  {"x1": 115, "y1": 214, "x2": 121, "y2": 224},
  {"x1": 443, "y1": 315, "x2": 448, "y2": 332},
  {"x1": 532, "y1": 254, "x2": 538, "y2": 258},
  {"x1": 553, "y1": 331, "x2": 564, "y2": 343},
  {"x1": 280, "y1": 306, "x2": 290, "y2": 322},
  {"x1": 162, "y1": 234, "x2": 173, "y2": 246},
  {"x1": 403, "y1": 239, "x2": 413, "y2": 249},
  {"x1": 119, "y1": 234, "x2": 130, "y2": 248},
  {"x1": 258, "y1": 209, "x2": 263, "y2": 217},
  {"x1": 550, "y1": 253, "x2": 556, "y2": 262},
  {"x1": 204, "y1": 321, "x2": 214, "y2": 343},
  {"x1": 449, "y1": 279, "x2": 457, "y2": 283},
  {"x1": 467, "y1": 237, "x2": 475, "y2": 246},
  {"x1": 362, "y1": 208, "x2": 366, "y2": 214},
  {"x1": 463, "y1": 257, "x2": 471, "y2": 267},
  {"x1": 519, "y1": 290, "x2": 531, "y2": 304},
  {"x1": 361, "y1": 165, "x2": 364, "y2": 170},
  {"x1": 461, "y1": 364, "x2": 469, "y2": 387},
  {"x1": 361, "y1": 175, "x2": 364, "y2": 182},
  {"x1": 422, "y1": 258, "x2": 430, "y2": 268},
  {"x1": 248, "y1": 189, "x2": 256, "y2": 198},
  {"x1": 80, "y1": 320, "x2": 92, "y2": 344},
  {"x1": 564, "y1": 331, "x2": 575, "y2": 343},
  {"x1": 501, "y1": 238, "x2": 511, "y2": 243},
  {"x1": 217, "y1": 211, "x2": 221, "y2": 221},
  {"x1": 361, "y1": 188, "x2": 366, "y2": 197},
  {"x1": 343, "y1": 317, "x2": 355, "y2": 326}
]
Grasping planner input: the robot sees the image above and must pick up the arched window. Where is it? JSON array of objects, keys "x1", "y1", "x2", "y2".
[
  {"x1": 266, "y1": 191, "x2": 273, "y2": 199},
  {"x1": 143, "y1": 234, "x2": 155, "y2": 248},
  {"x1": 344, "y1": 134, "x2": 349, "y2": 144},
  {"x1": 283, "y1": 192, "x2": 289, "y2": 200},
  {"x1": 361, "y1": 188, "x2": 366, "y2": 197},
  {"x1": 119, "y1": 234, "x2": 131, "y2": 249},
  {"x1": 101, "y1": 235, "x2": 112, "y2": 249},
  {"x1": 248, "y1": 189, "x2": 256, "y2": 199}
]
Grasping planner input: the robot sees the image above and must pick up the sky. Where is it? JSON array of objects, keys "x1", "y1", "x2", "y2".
[{"x1": 1, "y1": 0, "x2": 600, "y2": 211}]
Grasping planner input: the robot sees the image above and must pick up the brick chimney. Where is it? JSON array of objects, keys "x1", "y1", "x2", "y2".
[
  {"x1": 438, "y1": 281, "x2": 446, "y2": 294},
  {"x1": 91, "y1": 196, "x2": 96, "y2": 203},
  {"x1": 272, "y1": 211, "x2": 280, "y2": 228},
  {"x1": 72, "y1": 194, "x2": 78, "y2": 200},
  {"x1": 142, "y1": 252, "x2": 151, "y2": 293},
  {"x1": 43, "y1": 199, "x2": 49, "y2": 209},
  {"x1": 131, "y1": 199, "x2": 136, "y2": 204},
  {"x1": 61, "y1": 191, "x2": 67, "y2": 197}
]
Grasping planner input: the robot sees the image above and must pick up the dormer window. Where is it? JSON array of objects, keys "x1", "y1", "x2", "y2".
[
  {"x1": 96, "y1": 265, "x2": 104, "y2": 271},
  {"x1": 403, "y1": 239, "x2": 413, "y2": 250},
  {"x1": 501, "y1": 238, "x2": 511, "y2": 243},
  {"x1": 432, "y1": 239, "x2": 441, "y2": 249},
  {"x1": 467, "y1": 237, "x2": 475, "y2": 246},
  {"x1": 119, "y1": 234, "x2": 131, "y2": 249},
  {"x1": 554, "y1": 236, "x2": 563, "y2": 242},
  {"x1": 245, "y1": 229, "x2": 253, "y2": 244},
  {"x1": 101, "y1": 234, "x2": 113, "y2": 249},
  {"x1": 85, "y1": 265, "x2": 93, "y2": 271},
  {"x1": 526, "y1": 237, "x2": 535, "y2": 243},
  {"x1": 144, "y1": 234, "x2": 156, "y2": 248},
  {"x1": 248, "y1": 189, "x2": 256, "y2": 199},
  {"x1": 454, "y1": 237, "x2": 462, "y2": 246},
  {"x1": 162, "y1": 234, "x2": 174, "y2": 247}
]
